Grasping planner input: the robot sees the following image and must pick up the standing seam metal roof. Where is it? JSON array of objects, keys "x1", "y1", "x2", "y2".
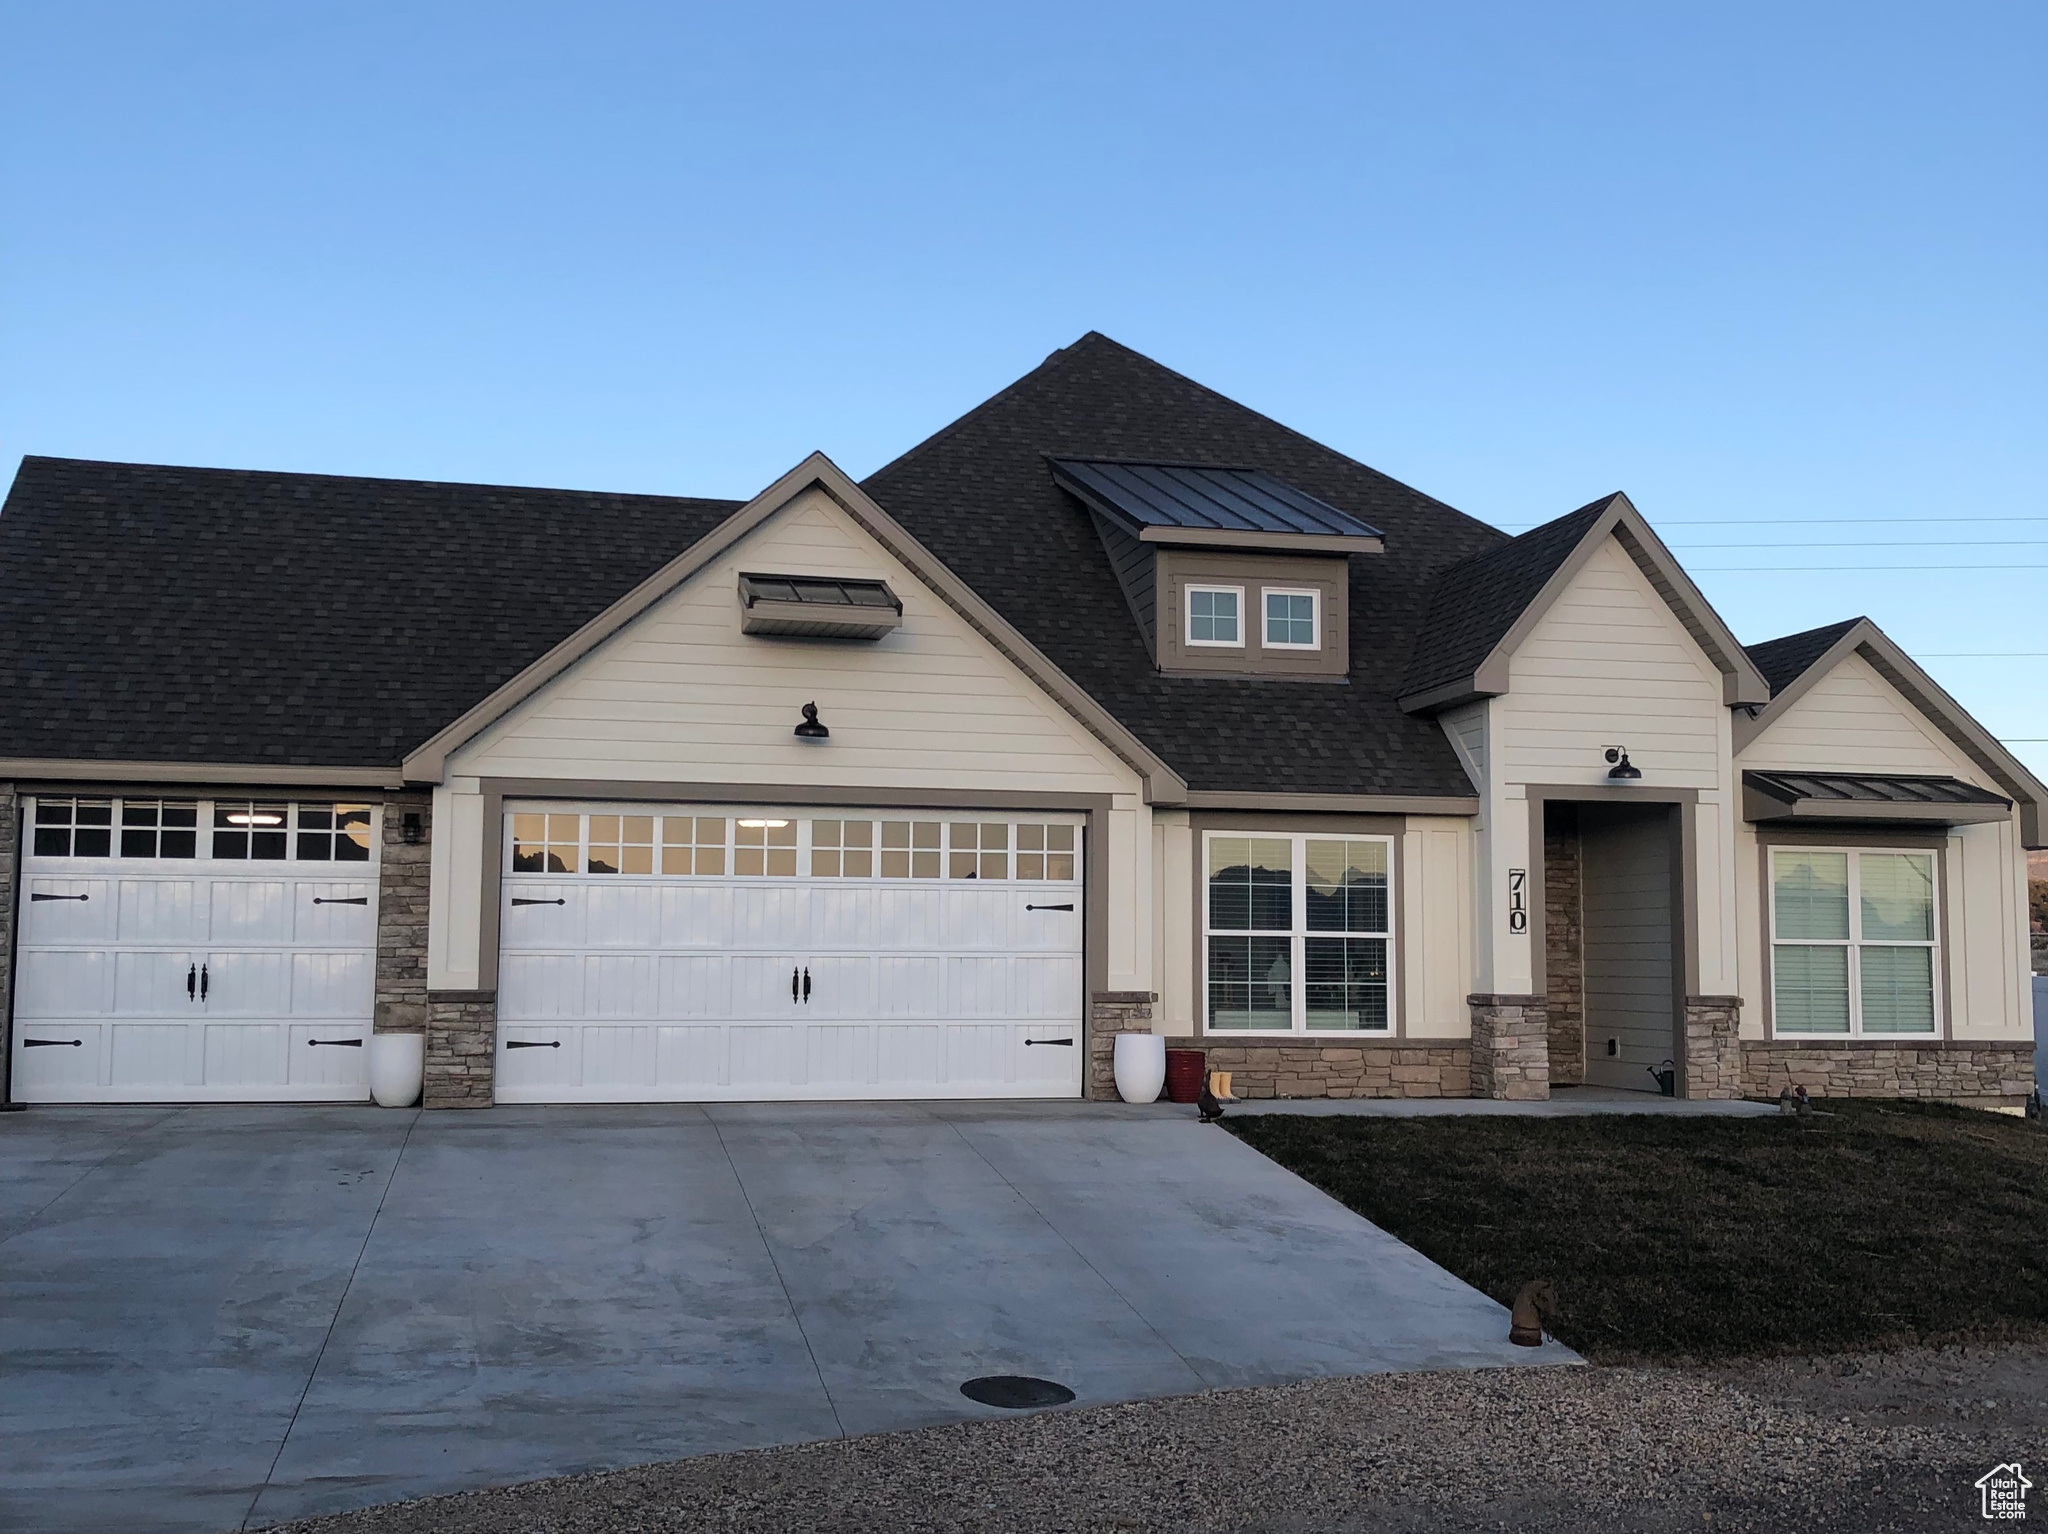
[{"x1": 1049, "y1": 458, "x2": 1385, "y2": 540}]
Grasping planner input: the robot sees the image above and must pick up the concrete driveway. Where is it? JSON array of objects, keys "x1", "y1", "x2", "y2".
[{"x1": 2, "y1": 1101, "x2": 1573, "y2": 1533}]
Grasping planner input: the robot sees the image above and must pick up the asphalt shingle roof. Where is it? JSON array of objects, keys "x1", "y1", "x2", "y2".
[
  {"x1": 0, "y1": 458, "x2": 740, "y2": 768},
  {"x1": 864, "y1": 333, "x2": 1507, "y2": 796},
  {"x1": 1744, "y1": 618, "x2": 1863, "y2": 698}
]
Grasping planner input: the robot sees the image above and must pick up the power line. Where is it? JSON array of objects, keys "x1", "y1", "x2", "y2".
[
  {"x1": 1690, "y1": 564, "x2": 2048, "y2": 572},
  {"x1": 1669, "y1": 540, "x2": 2046, "y2": 549},
  {"x1": 1499, "y1": 515, "x2": 2048, "y2": 529},
  {"x1": 1918, "y1": 653, "x2": 2048, "y2": 658}
]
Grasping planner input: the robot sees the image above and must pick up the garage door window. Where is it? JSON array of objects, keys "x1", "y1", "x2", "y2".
[
  {"x1": 1204, "y1": 832, "x2": 1394, "y2": 1035},
  {"x1": 812, "y1": 819, "x2": 875, "y2": 877},
  {"x1": 212, "y1": 802, "x2": 292, "y2": 860},
  {"x1": 120, "y1": 800, "x2": 200, "y2": 859},
  {"x1": 1015, "y1": 823, "x2": 1076, "y2": 880},
  {"x1": 512, "y1": 813, "x2": 580, "y2": 873},
  {"x1": 586, "y1": 815, "x2": 655, "y2": 875},
  {"x1": 735, "y1": 818, "x2": 798, "y2": 876},
  {"x1": 880, "y1": 820, "x2": 942, "y2": 878},
  {"x1": 295, "y1": 804, "x2": 373, "y2": 862},
  {"x1": 662, "y1": 816, "x2": 727, "y2": 875},
  {"x1": 950, "y1": 822, "x2": 1009, "y2": 880},
  {"x1": 33, "y1": 798, "x2": 114, "y2": 857}
]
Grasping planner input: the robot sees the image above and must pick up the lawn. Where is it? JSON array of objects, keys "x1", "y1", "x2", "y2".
[{"x1": 1224, "y1": 1101, "x2": 2048, "y2": 1364}]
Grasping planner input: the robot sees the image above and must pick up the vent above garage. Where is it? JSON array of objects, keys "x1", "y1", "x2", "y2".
[{"x1": 738, "y1": 573, "x2": 903, "y2": 640}]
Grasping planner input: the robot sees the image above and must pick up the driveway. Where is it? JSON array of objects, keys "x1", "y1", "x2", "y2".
[{"x1": 2, "y1": 1101, "x2": 1573, "y2": 1533}]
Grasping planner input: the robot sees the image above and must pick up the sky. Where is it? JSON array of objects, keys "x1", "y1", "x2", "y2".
[{"x1": 2, "y1": 2, "x2": 2043, "y2": 778}]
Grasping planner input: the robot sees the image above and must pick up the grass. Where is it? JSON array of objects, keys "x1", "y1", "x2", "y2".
[{"x1": 1224, "y1": 1100, "x2": 2048, "y2": 1364}]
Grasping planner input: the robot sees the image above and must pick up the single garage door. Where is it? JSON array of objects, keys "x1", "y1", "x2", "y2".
[
  {"x1": 10, "y1": 796, "x2": 380, "y2": 1103},
  {"x1": 496, "y1": 805, "x2": 1085, "y2": 1102}
]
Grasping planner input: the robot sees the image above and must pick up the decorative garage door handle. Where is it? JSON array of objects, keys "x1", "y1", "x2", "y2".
[
  {"x1": 313, "y1": 896, "x2": 368, "y2": 906},
  {"x1": 802, "y1": 966, "x2": 812, "y2": 1004},
  {"x1": 23, "y1": 1037, "x2": 83, "y2": 1047},
  {"x1": 187, "y1": 963, "x2": 197, "y2": 1001},
  {"x1": 506, "y1": 1039, "x2": 560, "y2": 1049},
  {"x1": 30, "y1": 892, "x2": 89, "y2": 902},
  {"x1": 512, "y1": 897, "x2": 565, "y2": 907},
  {"x1": 200, "y1": 964, "x2": 209, "y2": 1001},
  {"x1": 307, "y1": 1038, "x2": 363, "y2": 1047},
  {"x1": 1024, "y1": 1038, "x2": 1074, "y2": 1046},
  {"x1": 791, "y1": 966, "x2": 800, "y2": 1004},
  {"x1": 1026, "y1": 903, "x2": 1074, "y2": 912}
]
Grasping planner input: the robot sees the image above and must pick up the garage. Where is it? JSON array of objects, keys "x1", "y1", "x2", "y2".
[
  {"x1": 9, "y1": 796, "x2": 381, "y2": 1103},
  {"x1": 495, "y1": 804, "x2": 1085, "y2": 1102}
]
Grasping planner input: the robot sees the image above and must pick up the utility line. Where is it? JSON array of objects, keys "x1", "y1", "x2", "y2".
[{"x1": 1690, "y1": 564, "x2": 2048, "y2": 572}]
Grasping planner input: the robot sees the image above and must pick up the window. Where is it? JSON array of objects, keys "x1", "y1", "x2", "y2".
[
  {"x1": 586, "y1": 814, "x2": 654, "y2": 874},
  {"x1": 213, "y1": 801, "x2": 290, "y2": 860},
  {"x1": 1015, "y1": 823, "x2": 1077, "y2": 880},
  {"x1": 511, "y1": 813, "x2": 580, "y2": 873},
  {"x1": 33, "y1": 798, "x2": 113, "y2": 857},
  {"x1": 119, "y1": 800, "x2": 200, "y2": 859},
  {"x1": 949, "y1": 822, "x2": 1009, "y2": 879},
  {"x1": 1185, "y1": 585, "x2": 1243, "y2": 646},
  {"x1": 662, "y1": 817, "x2": 727, "y2": 875},
  {"x1": 1771, "y1": 848, "x2": 1937, "y2": 1036},
  {"x1": 1204, "y1": 832, "x2": 1392, "y2": 1033},
  {"x1": 880, "y1": 820, "x2": 942, "y2": 878},
  {"x1": 296, "y1": 803, "x2": 373, "y2": 862},
  {"x1": 735, "y1": 817, "x2": 797, "y2": 876},
  {"x1": 812, "y1": 819, "x2": 875, "y2": 877},
  {"x1": 1262, "y1": 589, "x2": 1319, "y2": 649}
]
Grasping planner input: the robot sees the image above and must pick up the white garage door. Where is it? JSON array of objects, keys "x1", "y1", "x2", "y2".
[
  {"x1": 496, "y1": 805, "x2": 1085, "y2": 1103},
  {"x1": 10, "y1": 796, "x2": 380, "y2": 1103}
]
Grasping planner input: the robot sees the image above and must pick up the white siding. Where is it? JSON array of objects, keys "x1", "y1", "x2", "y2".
[
  {"x1": 1497, "y1": 538, "x2": 1725, "y2": 791},
  {"x1": 1743, "y1": 651, "x2": 1993, "y2": 780},
  {"x1": 1401, "y1": 816, "x2": 1474, "y2": 1038},
  {"x1": 1439, "y1": 702, "x2": 1486, "y2": 794}
]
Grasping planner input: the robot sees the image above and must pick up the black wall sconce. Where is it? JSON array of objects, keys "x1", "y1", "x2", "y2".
[
  {"x1": 794, "y1": 701, "x2": 830, "y2": 740},
  {"x1": 1604, "y1": 746, "x2": 1642, "y2": 781},
  {"x1": 402, "y1": 811, "x2": 424, "y2": 844}
]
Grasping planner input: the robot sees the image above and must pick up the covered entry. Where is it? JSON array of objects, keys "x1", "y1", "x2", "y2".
[{"x1": 494, "y1": 804, "x2": 1086, "y2": 1102}]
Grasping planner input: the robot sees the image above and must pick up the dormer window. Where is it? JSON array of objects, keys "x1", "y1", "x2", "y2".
[
  {"x1": 1186, "y1": 585, "x2": 1244, "y2": 647},
  {"x1": 1263, "y1": 589, "x2": 1319, "y2": 649}
]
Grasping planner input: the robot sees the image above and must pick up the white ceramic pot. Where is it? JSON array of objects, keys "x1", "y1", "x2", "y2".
[
  {"x1": 1112, "y1": 1032, "x2": 1167, "y2": 1104},
  {"x1": 368, "y1": 1031, "x2": 425, "y2": 1108}
]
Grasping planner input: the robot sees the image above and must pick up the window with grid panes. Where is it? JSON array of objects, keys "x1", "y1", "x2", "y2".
[
  {"x1": 880, "y1": 820, "x2": 941, "y2": 878},
  {"x1": 661, "y1": 816, "x2": 727, "y2": 875},
  {"x1": 296, "y1": 804, "x2": 373, "y2": 862},
  {"x1": 1015, "y1": 823, "x2": 1076, "y2": 880},
  {"x1": 812, "y1": 819, "x2": 875, "y2": 877},
  {"x1": 734, "y1": 818, "x2": 797, "y2": 876},
  {"x1": 214, "y1": 802, "x2": 290, "y2": 860},
  {"x1": 119, "y1": 800, "x2": 199, "y2": 858},
  {"x1": 949, "y1": 822, "x2": 1009, "y2": 879},
  {"x1": 511, "y1": 813, "x2": 580, "y2": 873},
  {"x1": 1204, "y1": 832, "x2": 1391, "y2": 1033},
  {"x1": 1771, "y1": 848, "x2": 1937, "y2": 1036},
  {"x1": 585, "y1": 814, "x2": 654, "y2": 874},
  {"x1": 33, "y1": 798, "x2": 113, "y2": 857}
]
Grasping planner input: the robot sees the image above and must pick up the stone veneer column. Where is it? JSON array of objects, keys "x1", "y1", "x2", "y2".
[
  {"x1": 375, "y1": 793, "x2": 431, "y2": 1034},
  {"x1": 1682, "y1": 995, "x2": 1744, "y2": 1100},
  {"x1": 1467, "y1": 994, "x2": 1550, "y2": 1101},
  {"x1": 1543, "y1": 808, "x2": 1585, "y2": 1086},
  {"x1": 0, "y1": 783, "x2": 16, "y2": 1089},
  {"x1": 1086, "y1": 991, "x2": 1156, "y2": 1101},
  {"x1": 424, "y1": 991, "x2": 496, "y2": 1107}
]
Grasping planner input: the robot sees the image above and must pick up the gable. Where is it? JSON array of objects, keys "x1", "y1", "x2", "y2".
[
  {"x1": 447, "y1": 486, "x2": 1145, "y2": 797},
  {"x1": 1738, "y1": 649, "x2": 1996, "y2": 787},
  {"x1": 1495, "y1": 535, "x2": 1725, "y2": 789}
]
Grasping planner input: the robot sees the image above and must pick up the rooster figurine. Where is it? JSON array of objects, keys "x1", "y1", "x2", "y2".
[{"x1": 1197, "y1": 1081, "x2": 1225, "y2": 1123}]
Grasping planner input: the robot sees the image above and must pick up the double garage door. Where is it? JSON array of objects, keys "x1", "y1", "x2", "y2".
[
  {"x1": 496, "y1": 804, "x2": 1085, "y2": 1102},
  {"x1": 10, "y1": 797, "x2": 379, "y2": 1103}
]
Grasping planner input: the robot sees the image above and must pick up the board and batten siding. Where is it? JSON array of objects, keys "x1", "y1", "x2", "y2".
[
  {"x1": 428, "y1": 486, "x2": 1151, "y2": 995},
  {"x1": 1735, "y1": 651, "x2": 2030, "y2": 1041}
]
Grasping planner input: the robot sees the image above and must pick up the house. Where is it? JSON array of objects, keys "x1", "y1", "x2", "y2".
[{"x1": 0, "y1": 334, "x2": 2038, "y2": 1110}]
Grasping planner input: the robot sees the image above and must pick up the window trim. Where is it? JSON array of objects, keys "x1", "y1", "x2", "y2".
[
  {"x1": 1767, "y1": 843, "x2": 1943, "y2": 1039},
  {"x1": 1183, "y1": 583, "x2": 1246, "y2": 649},
  {"x1": 1259, "y1": 586, "x2": 1321, "y2": 651},
  {"x1": 1199, "y1": 828, "x2": 1397, "y2": 1037}
]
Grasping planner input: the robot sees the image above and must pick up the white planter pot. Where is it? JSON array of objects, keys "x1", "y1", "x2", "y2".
[
  {"x1": 368, "y1": 1032, "x2": 425, "y2": 1108},
  {"x1": 1112, "y1": 1032, "x2": 1167, "y2": 1104}
]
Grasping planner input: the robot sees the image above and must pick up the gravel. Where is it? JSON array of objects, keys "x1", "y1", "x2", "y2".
[{"x1": 271, "y1": 1346, "x2": 2048, "y2": 1534}]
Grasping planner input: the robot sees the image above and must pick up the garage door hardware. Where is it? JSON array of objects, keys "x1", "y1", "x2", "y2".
[
  {"x1": 1023, "y1": 1038, "x2": 1073, "y2": 1046},
  {"x1": 31, "y1": 891, "x2": 90, "y2": 901},
  {"x1": 313, "y1": 896, "x2": 368, "y2": 906},
  {"x1": 512, "y1": 897, "x2": 566, "y2": 907},
  {"x1": 1025, "y1": 902, "x2": 1074, "y2": 911},
  {"x1": 959, "y1": 1375, "x2": 1075, "y2": 1409},
  {"x1": 791, "y1": 966, "x2": 812, "y2": 1003},
  {"x1": 506, "y1": 1039, "x2": 561, "y2": 1049},
  {"x1": 23, "y1": 1037, "x2": 83, "y2": 1048},
  {"x1": 185, "y1": 963, "x2": 209, "y2": 1001},
  {"x1": 306, "y1": 1037, "x2": 363, "y2": 1047}
]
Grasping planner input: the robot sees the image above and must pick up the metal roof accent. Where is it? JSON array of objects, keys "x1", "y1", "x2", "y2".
[
  {"x1": 1049, "y1": 458, "x2": 1385, "y2": 553},
  {"x1": 1741, "y1": 769, "x2": 2012, "y2": 829},
  {"x1": 738, "y1": 571, "x2": 902, "y2": 641}
]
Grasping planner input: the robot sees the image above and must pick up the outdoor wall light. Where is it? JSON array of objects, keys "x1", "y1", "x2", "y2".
[
  {"x1": 402, "y1": 812, "x2": 423, "y2": 845},
  {"x1": 794, "y1": 701, "x2": 830, "y2": 740},
  {"x1": 1604, "y1": 746, "x2": 1643, "y2": 781}
]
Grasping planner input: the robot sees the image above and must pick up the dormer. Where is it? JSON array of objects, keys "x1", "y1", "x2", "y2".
[{"x1": 1051, "y1": 458, "x2": 1383, "y2": 679}]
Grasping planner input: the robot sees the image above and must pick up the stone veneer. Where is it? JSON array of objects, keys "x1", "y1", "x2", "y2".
[
  {"x1": 1162, "y1": 1039, "x2": 1469, "y2": 1099},
  {"x1": 374, "y1": 793, "x2": 431, "y2": 1034},
  {"x1": 1086, "y1": 991, "x2": 1156, "y2": 1101},
  {"x1": 425, "y1": 990, "x2": 497, "y2": 1107},
  {"x1": 0, "y1": 784, "x2": 16, "y2": 1073},
  {"x1": 1468, "y1": 994, "x2": 1550, "y2": 1100},
  {"x1": 1543, "y1": 806, "x2": 1585, "y2": 1086},
  {"x1": 1682, "y1": 995, "x2": 1744, "y2": 1100},
  {"x1": 1744, "y1": 1041, "x2": 2036, "y2": 1109}
]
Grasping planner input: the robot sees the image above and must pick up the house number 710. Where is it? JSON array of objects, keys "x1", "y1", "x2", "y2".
[{"x1": 1507, "y1": 868, "x2": 1528, "y2": 934}]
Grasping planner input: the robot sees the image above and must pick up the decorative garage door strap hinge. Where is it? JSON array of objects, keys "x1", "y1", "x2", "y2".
[
  {"x1": 1023, "y1": 1038, "x2": 1074, "y2": 1046},
  {"x1": 511, "y1": 897, "x2": 566, "y2": 907},
  {"x1": 23, "y1": 1037, "x2": 83, "y2": 1047},
  {"x1": 313, "y1": 896, "x2": 368, "y2": 906},
  {"x1": 506, "y1": 1039, "x2": 561, "y2": 1049},
  {"x1": 30, "y1": 892, "x2": 89, "y2": 902},
  {"x1": 1026, "y1": 903, "x2": 1075, "y2": 911},
  {"x1": 306, "y1": 1038, "x2": 363, "y2": 1047}
]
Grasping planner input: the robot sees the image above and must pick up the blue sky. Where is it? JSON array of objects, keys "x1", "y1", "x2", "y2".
[{"x1": 3, "y1": 2, "x2": 2042, "y2": 775}]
